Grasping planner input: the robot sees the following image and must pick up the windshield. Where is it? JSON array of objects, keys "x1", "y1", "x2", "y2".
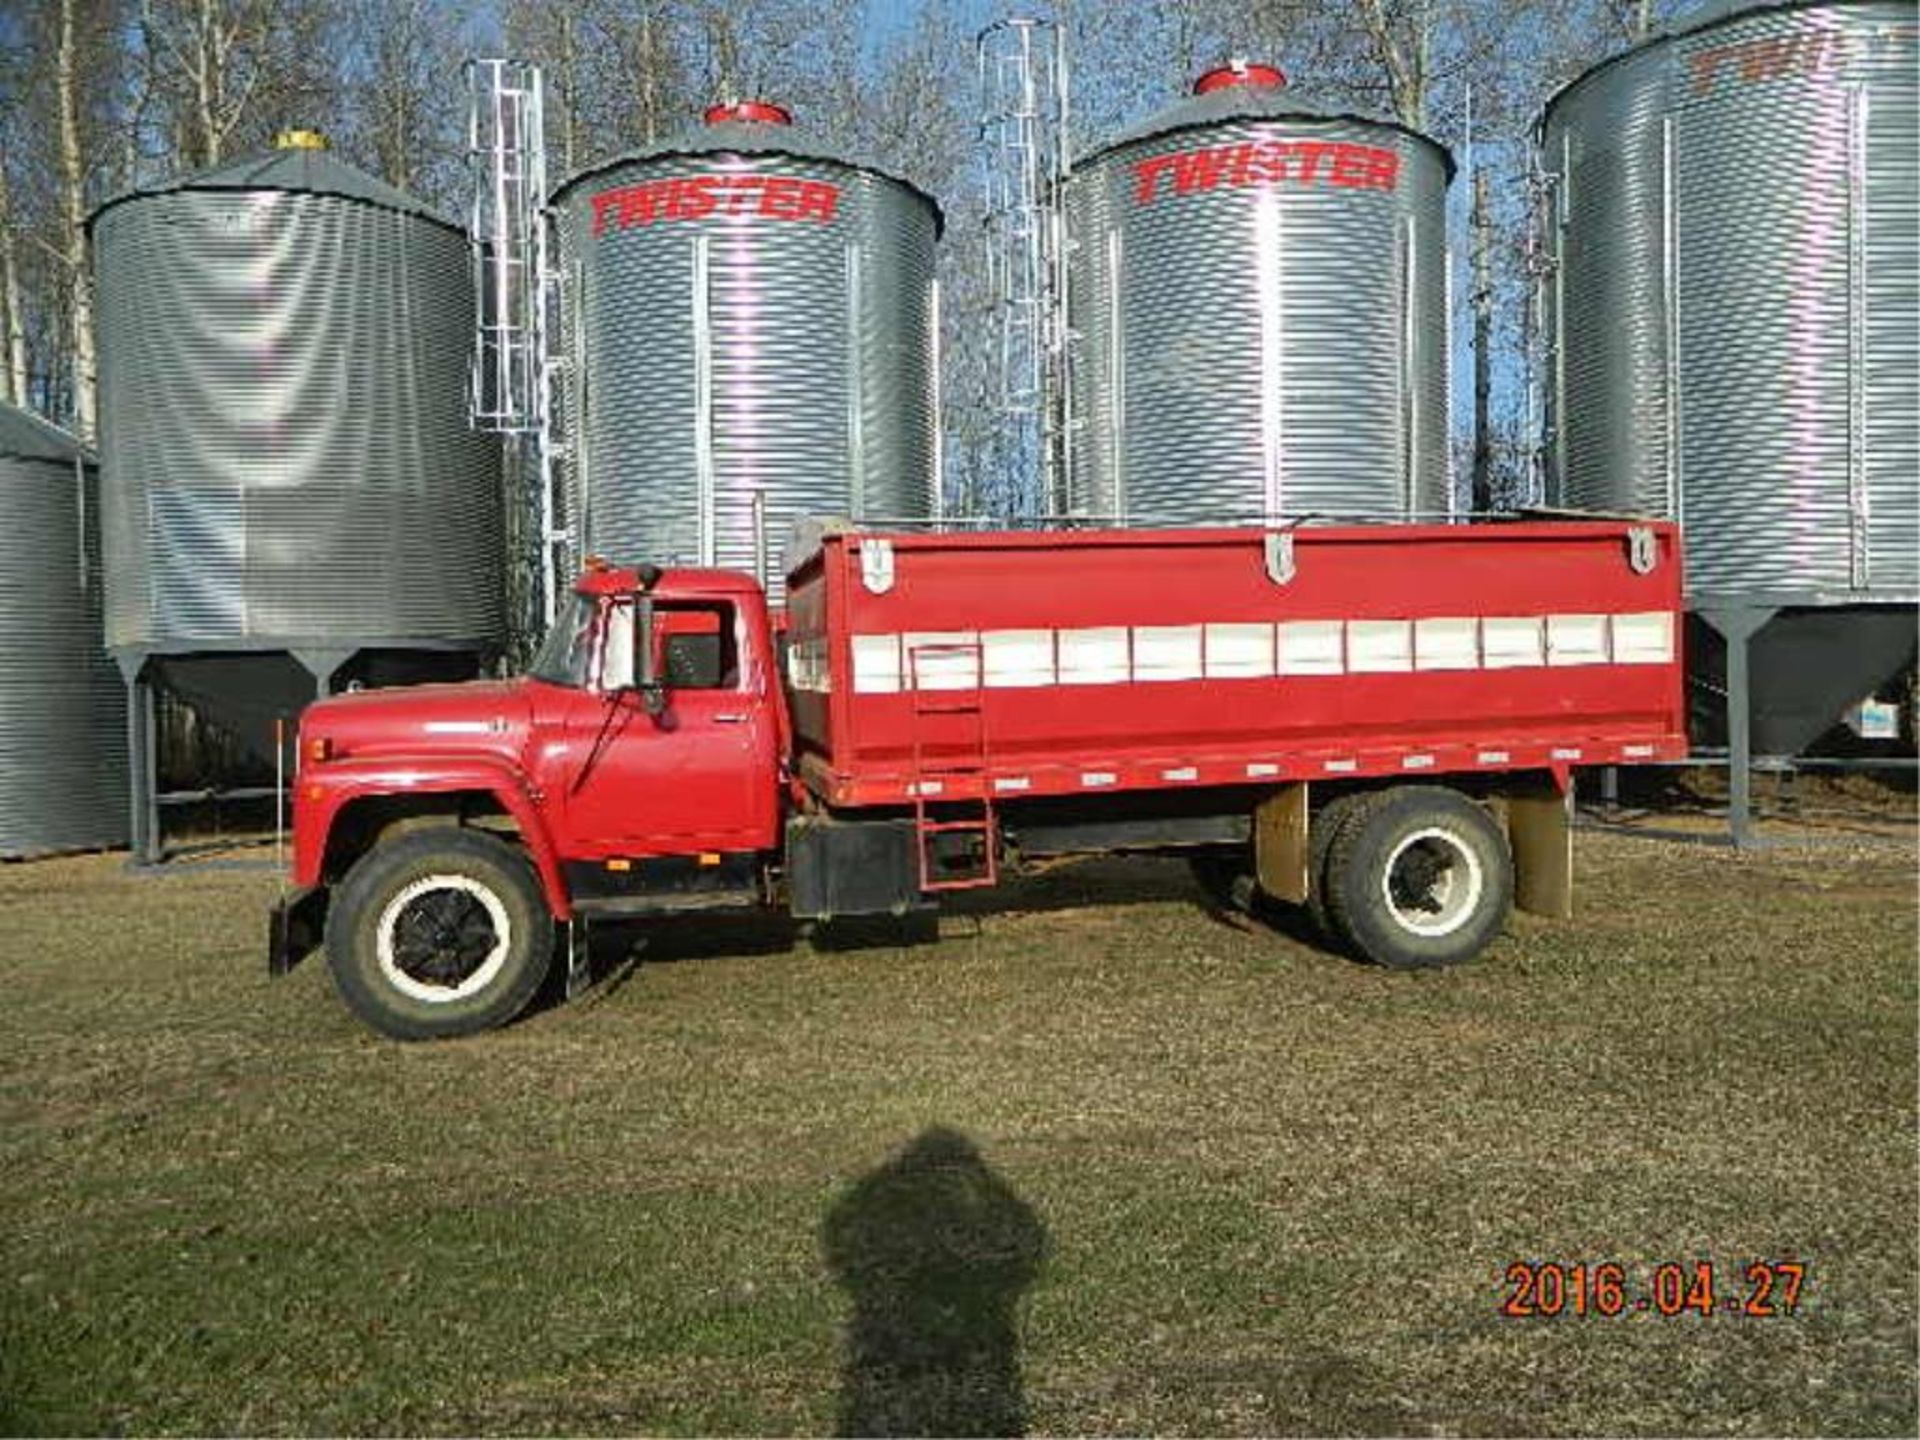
[{"x1": 527, "y1": 594, "x2": 599, "y2": 687}]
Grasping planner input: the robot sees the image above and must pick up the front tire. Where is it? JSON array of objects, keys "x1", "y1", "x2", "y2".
[
  {"x1": 326, "y1": 828, "x2": 554, "y2": 1040},
  {"x1": 1322, "y1": 787, "x2": 1512, "y2": 970}
]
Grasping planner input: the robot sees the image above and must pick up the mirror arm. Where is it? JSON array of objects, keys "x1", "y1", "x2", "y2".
[{"x1": 634, "y1": 593, "x2": 667, "y2": 714}]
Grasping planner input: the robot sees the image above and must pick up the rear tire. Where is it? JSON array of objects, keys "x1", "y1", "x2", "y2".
[
  {"x1": 1323, "y1": 787, "x2": 1512, "y2": 970},
  {"x1": 326, "y1": 828, "x2": 554, "y2": 1040},
  {"x1": 1304, "y1": 791, "x2": 1369, "y2": 948}
]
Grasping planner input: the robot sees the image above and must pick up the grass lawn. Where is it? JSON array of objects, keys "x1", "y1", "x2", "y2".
[{"x1": 1, "y1": 827, "x2": 1914, "y2": 1435}]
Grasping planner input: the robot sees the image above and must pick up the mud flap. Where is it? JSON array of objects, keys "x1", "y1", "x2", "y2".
[
  {"x1": 565, "y1": 918, "x2": 592, "y2": 1000},
  {"x1": 268, "y1": 887, "x2": 329, "y2": 977},
  {"x1": 1504, "y1": 775, "x2": 1572, "y2": 920},
  {"x1": 1254, "y1": 783, "x2": 1310, "y2": 905}
]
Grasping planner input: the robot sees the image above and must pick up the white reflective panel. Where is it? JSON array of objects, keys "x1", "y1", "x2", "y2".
[
  {"x1": 983, "y1": 629, "x2": 1056, "y2": 689},
  {"x1": 1482, "y1": 616, "x2": 1545, "y2": 669},
  {"x1": 1133, "y1": 624, "x2": 1204, "y2": 682},
  {"x1": 851, "y1": 633, "x2": 901, "y2": 694},
  {"x1": 1058, "y1": 627, "x2": 1131, "y2": 685},
  {"x1": 1547, "y1": 613, "x2": 1609, "y2": 667},
  {"x1": 1414, "y1": 616, "x2": 1479, "y2": 671},
  {"x1": 1277, "y1": 620, "x2": 1344, "y2": 675},
  {"x1": 1611, "y1": 611, "x2": 1675, "y2": 664},
  {"x1": 1205, "y1": 622, "x2": 1274, "y2": 678},
  {"x1": 903, "y1": 631, "x2": 980, "y2": 690},
  {"x1": 1347, "y1": 619, "x2": 1413, "y2": 673}
]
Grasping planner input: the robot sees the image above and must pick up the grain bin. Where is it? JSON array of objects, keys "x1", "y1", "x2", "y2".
[
  {"x1": 0, "y1": 404, "x2": 128, "y2": 858},
  {"x1": 550, "y1": 101, "x2": 941, "y2": 599},
  {"x1": 1065, "y1": 63, "x2": 1454, "y2": 525},
  {"x1": 89, "y1": 132, "x2": 504, "y2": 860},
  {"x1": 1540, "y1": 0, "x2": 1918, "y2": 766}
]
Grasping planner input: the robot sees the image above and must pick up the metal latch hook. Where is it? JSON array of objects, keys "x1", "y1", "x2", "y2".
[
  {"x1": 1626, "y1": 526, "x2": 1658, "y2": 576},
  {"x1": 860, "y1": 538, "x2": 896, "y2": 594},
  {"x1": 1265, "y1": 531, "x2": 1296, "y2": 586}
]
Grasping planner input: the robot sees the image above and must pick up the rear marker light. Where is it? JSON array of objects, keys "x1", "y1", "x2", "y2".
[
  {"x1": 698, "y1": 853, "x2": 722, "y2": 867},
  {"x1": 607, "y1": 858, "x2": 631, "y2": 872}
]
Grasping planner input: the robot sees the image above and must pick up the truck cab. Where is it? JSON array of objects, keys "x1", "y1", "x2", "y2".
[{"x1": 274, "y1": 563, "x2": 791, "y2": 1039}]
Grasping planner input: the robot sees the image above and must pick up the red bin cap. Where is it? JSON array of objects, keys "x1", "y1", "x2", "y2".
[
  {"x1": 704, "y1": 99, "x2": 793, "y2": 126},
  {"x1": 1193, "y1": 62, "x2": 1287, "y2": 95}
]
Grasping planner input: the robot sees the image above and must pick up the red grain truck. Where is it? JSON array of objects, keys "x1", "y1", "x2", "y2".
[{"x1": 270, "y1": 520, "x2": 1687, "y2": 1039}]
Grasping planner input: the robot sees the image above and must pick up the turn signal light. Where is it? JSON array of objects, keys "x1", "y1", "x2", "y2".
[{"x1": 306, "y1": 736, "x2": 332, "y2": 762}]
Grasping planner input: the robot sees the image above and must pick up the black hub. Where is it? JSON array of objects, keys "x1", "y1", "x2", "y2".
[
  {"x1": 1390, "y1": 843, "x2": 1451, "y2": 916},
  {"x1": 389, "y1": 888, "x2": 499, "y2": 988}
]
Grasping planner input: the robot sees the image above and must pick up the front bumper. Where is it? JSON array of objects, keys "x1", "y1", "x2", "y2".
[{"x1": 268, "y1": 886, "x2": 330, "y2": 977}]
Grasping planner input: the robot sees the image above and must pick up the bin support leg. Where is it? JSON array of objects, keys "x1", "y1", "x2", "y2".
[
  {"x1": 114, "y1": 654, "x2": 160, "y2": 865},
  {"x1": 1697, "y1": 605, "x2": 1777, "y2": 850}
]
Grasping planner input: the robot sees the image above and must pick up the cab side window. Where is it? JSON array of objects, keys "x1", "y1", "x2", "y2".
[{"x1": 657, "y1": 603, "x2": 739, "y2": 690}]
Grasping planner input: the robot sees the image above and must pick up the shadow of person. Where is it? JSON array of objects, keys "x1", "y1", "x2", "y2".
[{"x1": 823, "y1": 1128, "x2": 1048, "y2": 1437}]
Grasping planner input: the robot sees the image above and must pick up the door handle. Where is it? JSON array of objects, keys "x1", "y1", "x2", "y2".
[{"x1": 712, "y1": 713, "x2": 747, "y2": 724}]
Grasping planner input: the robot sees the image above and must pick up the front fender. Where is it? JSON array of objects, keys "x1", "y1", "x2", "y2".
[{"x1": 293, "y1": 756, "x2": 573, "y2": 920}]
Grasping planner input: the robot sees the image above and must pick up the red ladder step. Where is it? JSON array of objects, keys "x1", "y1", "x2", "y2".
[{"x1": 907, "y1": 639, "x2": 998, "y2": 893}]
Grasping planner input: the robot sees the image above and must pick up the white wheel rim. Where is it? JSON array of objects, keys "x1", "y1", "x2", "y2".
[
  {"x1": 1380, "y1": 825, "x2": 1484, "y2": 938},
  {"x1": 375, "y1": 873, "x2": 512, "y2": 1004}
]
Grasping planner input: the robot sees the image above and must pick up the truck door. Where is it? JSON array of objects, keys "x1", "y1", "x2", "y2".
[{"x1": 558, "y1": 597, "x2": 780, "y2": 857}]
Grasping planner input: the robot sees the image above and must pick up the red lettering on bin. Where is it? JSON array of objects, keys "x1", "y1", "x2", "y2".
[
  {"x1": 590, "y1": 173, "x2": 843, "y2": 234},
  {"x1": 1130, "y1": 139, "x2": 1402, "y2": 204}
]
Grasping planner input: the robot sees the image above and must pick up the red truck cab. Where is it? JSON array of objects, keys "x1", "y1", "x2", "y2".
[{"x1": 272, "y1": 521, "x2": 1687, "y2": 1041}]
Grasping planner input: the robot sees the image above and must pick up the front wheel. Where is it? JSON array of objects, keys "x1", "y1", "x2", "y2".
[
  {"x1": 1322, "y1": 787, "x2": 1513, "y2": 970},
  {"x1": 326, "y1": 828, "x2": 554, "y2": 1040}
]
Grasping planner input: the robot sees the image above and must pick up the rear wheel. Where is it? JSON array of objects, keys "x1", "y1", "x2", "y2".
[
  {"x1": 326, "y1": 828, "x2": 554, "y2": 1040},
  {"x1": 1323, "y1": 787, "x2": 1512, "y2": 970},
  {"x1": 1304, "y1": 791, "x2": 1369, "y2": 948}
]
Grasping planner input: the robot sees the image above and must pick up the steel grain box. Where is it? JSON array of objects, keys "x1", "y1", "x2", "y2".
[{"x1": 785, "y1": 524, "x2": 1688, "y2": 808}]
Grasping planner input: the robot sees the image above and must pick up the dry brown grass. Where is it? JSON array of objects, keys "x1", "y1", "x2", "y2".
[{"x1": 1, "y1": 824, "x2": 1914, "y2": 1435}]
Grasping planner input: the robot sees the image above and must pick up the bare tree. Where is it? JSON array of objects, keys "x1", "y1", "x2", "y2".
[
  {"x1": 141, "y1": 0, "x2": 271, "y2": 167},
  {"x1": 53, "y1": 0, "x2": 108, "y2": 439},
  {"x1": 340, "y1": 0, "x2": 467, "y2": 205},
  {"x1": 137, "y1": 0, "x2": 341, "y2": 170},
  {"x1": 1355, "y1": 0, "x2": 1434, "y2": 128},
  {"x1": 0, "y1": 137, "x2": 27, "y2": 407}
]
